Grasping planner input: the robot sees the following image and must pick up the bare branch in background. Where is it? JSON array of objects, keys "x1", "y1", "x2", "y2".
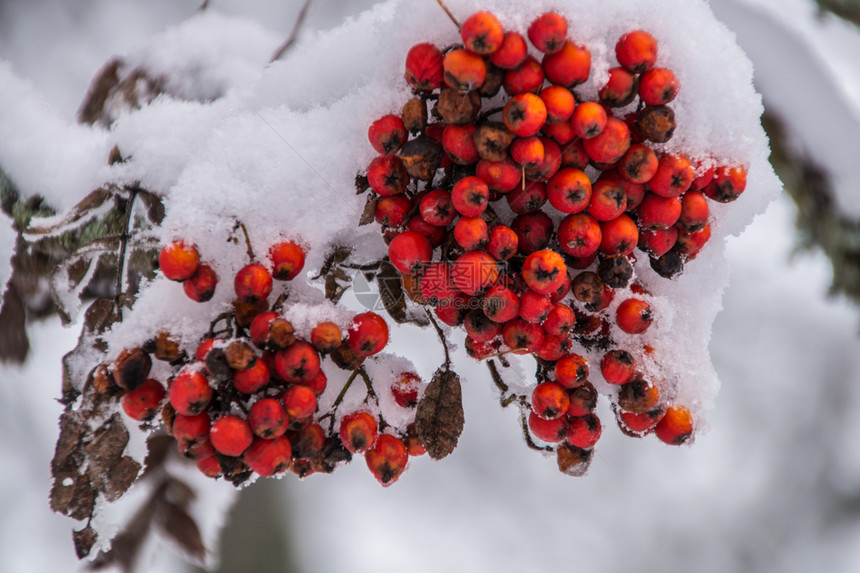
[{"x1": 270, "y1": 0, "x2": 313, "y2": 63}]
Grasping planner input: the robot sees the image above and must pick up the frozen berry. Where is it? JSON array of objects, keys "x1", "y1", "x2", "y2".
[
  {"x1": 210, "y1": 415, "x2": 253, "y2": 457},
  {"x1": 159, "y1": 240, "x2": 199, "y2": 281}
]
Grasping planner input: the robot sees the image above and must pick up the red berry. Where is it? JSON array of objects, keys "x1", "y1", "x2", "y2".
[
  {"x1": 482, "y1": 285, "x2": 520, "y2": 323},
  {"x1": 234, "y1": 263, "x2": 272, "y2": 300},
  {"x1": 244, "y1": 435, "x2": 292, "y2": 477},
  {"x1": 544, "y1": 303, "x2": 576, "y2": 337},
  {"x1": 339, "y1": 411, "x2": 378, "y2": 454},
  {"x1": 461, "y1": 11, "x2": 504, "y2": 55},
  {"x1": 366, "y1": 434, "x2": 409, "y2": 487},
  {"x1": 510, "y1": 136, "x2": 545, "y2": 169},
  {"x1": 367, "y1": 154, "x2": 409, "y2": 196},
  {"x1": 528, "y1": 12, "x2": 568, "y2": 54},
  {"x1": 368, "y1": 114, "x2": 408, "y2": 155},
  {"x1": 233, "y1": 358, "x2": 270, "y2": 394},
  {"x1": 554, "y1": 354, "x2": 589, "y2": 389},
  {"x1": 375, "y1": 195, "x2": 413, "y2": 227},
  {"x1": 443, "y1": 49, "x2": 486, "y2": 92},
  {"x1": 275, "y1": 341, "x2": 321, "y2": 384},
  {"x1": 159, "y1": 240, "x2": 199, "y2": 281},
  {"x1": 451, "y1": 176, "x2": 490, "y2": 217},
  {"x1": 503, "y1": 56, "x2": 545, "y2": 95},
  {"x1": 587, "y1": 178, "x2": 627, "y2": 221},
  {"x1": 678, "y1": 190, "x2": 710, "y2": 232},
  {"x1": 452, "y1": 251, "x2": 499, "y2": 296},
  {"x1": 547, "y1": 168, "x2": 591, "y2": 214},
  {"x1": 169, "y1": 369, "x2": 212, "y2": 416},
  {"x1": 282, "y1": 384, "x2": 317, "y2": 423},
  {"x1": 567, "y1": 382, "x2": 598, "y2": 416},
  {"x1": 486, "y1": 225, "x2": 519, "y2": 261},
  {"x1": 287, "y1": 422, "x2": 326, "y2": 459},
  {"x1": 655, "y1": 405, "x2": 694, "y2": 445},
  {"x1": 476, "y1": 158, "x2": 522, "y2": 192},
  {"x1": 648, "y1": 154, "x2": 694, "y2": 198},
  {"x1": 419, "y1": 189, "x2": 456, "y2": 227},
  {"x1": 405, "y1": 43, "x2": 444, "y2": 91},
  {"x1": 442, "y1": 123, "x2": 479, "y2": 165},
  {"x1": 518, "y1": 288, "x2": 552, "y2": 324},
  {"x1": 599, "y1": 214, "x2": 639, "y2": 256},
  {"x1": 121, "y1": 378, "x2": 166, "y2": 421},
  {"x1": 503, "y1": 93, "x2": 547, "y2": 137},
  {"x1": 638, "y1": 226, "x2": 679, "y2": 257},
  {"x1": 248, "y1": 397, "x2": 288, "y2": 439},
  {"x1": 347, "y1": 312, "x2": 390, "y2": 356},
  {"x1": 542, "y1": 41, "x2": 591, "y2": 87},
  {"x1": 566, "y1": 414, "x2": 602, "y2": 449},
  {"x1": 570, "y1": 102, "x2": 607, "y2": 139},
  {"x1": 601, "y1": 350, "x2": 636, "y2": 385},
  {"x1": 420, "y1": 262, "x2": 458, "y2": 305},
  {"x1": 511, "y1": 212, "x2": 554, "y2": 254},
  {"x1": 599, "y1": 67, "x2": 639, "y2": 107},
  {"x1": 540, "y1": 86, "x2": 576, "y2": 124},
  {"x1": 182, "y1": 263, "x2": 217, "y2": 302},
  {"x1": 616, "y1": 30, "x2": 658, "y2": 74},
  {"x1": 528, "y1": 411, "x2": 568, "y2": 442},
  {"x1": 388, "y1": 230, "x2": 432, "y2": 275},
  {"x1": 210, "y1": 415, "x2": 253, "y2": 457},
  {"x1": 616, "y1": 298, "x2": 653, "y2": 334},
  {"x1": 490, "y1": 31, "x2": 528, "y2": 69},
  {"x1": 639, "y1": 68, "x2": 679, "y2": 105},
  {"x1": 704, "y1": 165, "x2": 747, "y2": 203},
  {"x1": 532, "y1": 382, "x2": 571, "y2": 420},
  {"x1": 557, "y1": 213, "x2": 602, "y2": 258},
  {"x1": 617, "y1": 377, "x2": 661, "y2": 414},
  {"x1": 582, "y1": 116, "x2": 630, "y2": 164},
  {"x1": 173, "y1": 413, "x2": 211, "y2": 452},
  {"x1": 619, "y1": 144, "x2": 659, "y2": 184},
  {"x1": 501, "y1": 318, "x2": 545, "y2": 353},
  {"x1": 391, "y1": 372, "x2": 421, "y2": 408},
  {"x1": 522, "y1": 249, "x2": 568, "y2": 295},
  {"x1": 269, "y1": 240, "x2": 306, "y2": 281},
  {"x1": 637, "y1": 192, "x2": 682, "y2": 229},
  {"x1": 463, "y1": 308, "x2": 502, "y2": 342}
]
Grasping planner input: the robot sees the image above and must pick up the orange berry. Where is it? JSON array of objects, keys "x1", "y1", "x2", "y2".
[
  {"x1": 637, "y1": 192, "x2": 682, "y2": 230},
  {"x1": 599, "y1": 67, "x2": 638, "y2": 107},
  {"x1": 443, "y1": 49, "x2": 487, "y2": 92},
  {"x1": 639, "y1": 68, "x2": 679, "y2": 105},
  {"x1": 601, "y1": 349, "x2": 636, "y2": 385},
  {"x1": 570, "y1": 102, "x2": 607, "y2": 139},
  {"x1": 655, "y1": 405, "x2": 694, "y2": 445},
  {"x1": 452, "y1": 251, "x2": 499, "y2": 295},
  {"x1": 522, "y1": 249, "x2": 568, "y2": 295},
  {"x1": 616, "y1": 298, "x2": 653, "y2": 334},
  {"x1": 599, "y1": 214, "x2": 639, "y2": 256},
  {"x1": 542, "y1": 41, "x2": 591, "y2": 87},
  {"x1": 618, "y1": 144, "x2": 659, "y2": 184},
  {"x1": 339, "y1": 411, "x2": 378, "y2": 454},
  {"x1": 540, "y1": 86, "x2": 576, "y2": 123},
  {"x1": 547, "y1": 167, "x2": 591, "y2": 214},
  {"x1": 183, "y1": 263, "x2": 217, "y2": 302},
  {"x1": 528, "y1": 12, "x2": 568, "y2": 54},
  {"x1": 532, "y1": 381, "x2": 570, "y2": 420},
  {"x1": 648, "y1": 154, "x2": 694, "y2": 198},
  {"x1": 554, "y1": 353, "x2": 589, "y2": 389},
  {"x1": 704, "y1": 165, "x2": 747, "y2": 203},
  {"x1": 582, "y1": 116, "x2": 630, "y2": 164},
  {"x1": 269, "y1": 240, "x2": 306, "y2": 281},
  {"x1": 678, "y1": 190, "x2": 710, "y2": 232},
  {"x1": 365, "y1": 434, "x2": 409, "y2": 487},
  {"x1": 503, "y1": 56, "x2": 545, "y2": 95},
  {"x1": 615, "y1": 30, "x2": 658, "y2": 73},
  {"x1": 461, "y1": 11, "x2": 504, "y2": 55},
  {"x1": 503, "y1": 93, "x2": 547, "y2": 137},
  {"x1": 490, "y1": 31, "x2": 528, "y2": 69},
  {"x1": 159, "y1": 240, "x2": 200, "y2": 281},
  {"x1": 587, "y1": 178, "x2": 627, "y2": 221},
  {"x1": 310, "y1": 321, "x2": 342, "y2": 353}
]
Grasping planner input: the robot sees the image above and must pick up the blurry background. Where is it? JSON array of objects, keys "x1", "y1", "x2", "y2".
[{"x1": 3, "y1": 0, "x2": 860, "y2": 571}]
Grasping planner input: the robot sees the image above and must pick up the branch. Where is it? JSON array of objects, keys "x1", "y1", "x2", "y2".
[
  {"x1": 424, "y1": 308, "x2": 451, "y2": 369},
  {"x1": 114, "y1": 186, "x2": 140, "y2": 320},
  {"x1": 435, "y1": 0, "x2": 461, "y2": 29},
  {"x1": 270, "y1": 0, "x2": 313, "y2": 63}
]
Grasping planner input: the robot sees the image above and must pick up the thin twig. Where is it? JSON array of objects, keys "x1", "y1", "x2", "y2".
[
  {"x1": 321, "y1": 359, "x2": 366, "y2": 432},
  {"x1": 424, "y1": 308, "x2": 451, "y2": 369},
  {"x1": 235, "y1": 221, "x2": 256, "y2": 262},
  {"x1": 357, "y1": 366, "x2": 378, "y2": 403},
  {"x1": 435, "y1": 0, "x2": 461, "y2": 29},
  {"x1": 520, "y1": 410, "x2": 553, "y2": 452},
  {"x1": 114, "y1": 186, "x2": 140, "y2": 320},
  {"x1": 270, "y1": 0, "x2": 313, "y2": 63}
]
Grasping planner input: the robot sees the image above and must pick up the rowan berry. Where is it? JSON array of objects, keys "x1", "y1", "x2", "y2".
[
  {"x1": 503, "y1": 93, "x2": 547, "y2": 137},
  {"x1": 691, "y1": 160, "x2": 716, "y2": 190},
  {"x1": 490, "y1": 31, "x2": 528, "y2": 69},
  {"x1": 388, "y1": 230, "x2": 433, "y2": 275},
  {"x1": 599, "y1": 214, "x2": 639, "y2": 256},
  {"x1": 554, "y1": 353, "x2": 589, "y2": 389},
  {"x1": 556, "y1": 442, "x2": 594, "y2": 476},
  {"x1": 244, "y1": 436, "x2": 292, "y2": 476},
  {"x1": 483, "y1": 284, "x2": 520, "y2": 323},
  {"x1": 347, "y1": 312, "x2": 390, "y2": 356},
  {"x1": 510, "y1": 136, "x2": 544, "y2": 169},
  {"x1": 465, "y1": 335, "x2": 501, "y2": 359},
  {"x1": 310, "y1": 322, "x2": 342, "y2": 354},
  {"x1": 405, "y1": 43, "x2": 444, "y2": 91},
  {"x1": 173, "y1": 413, "x2": 211, "y2": 453},
  {"x1": 476, "y1": 157, "x2": 522, "y2": 192},
  {"x1": 451, "y1": 251, "x2": 499, "y2": 295},
  {"x1": 286, "y1": 422, "x2": 326, "y2": 460},
  {"x1": 368, "y1": 114, "x2": 408, "y2": 155},
  {"x1": 247, "y1": 397, "x2": 288, "y2": 439},
  {"x1": 528, "y1": 411, "x2": 568, "y2": 443},
  {"x1": 401, "y1": 97, "x2": 427, "y2": 134},
  {"x1": 599, "y1": 67, "x2": 639, "y2": 107},
  {"x1": 182, "y1": 263, "x2": 217, "y2": 302},
  {"x1": 638, "y1": 226, "x2": 679, "y2": 257},
  {"x1": 549, "y1": 273, "x2": 571, "y2": 303},
  {"x1": 196, "y1": 454, "x2": 222, "y2": 478},
  {"x1": 532, "y1": 381, "x2": 570, "y2": 420},
  {"x1": 648, "y1": 155, "x2": 694, "y2": 198},
  {"x1": 617, "y1": 377, "x2": 661, "y2": 414},
  {"x1": 567, "y1": 382, "x2": 598, "y2": 416},
  {"x1": 639, "y1": 68, "x2": 679, "y2": 105},
  {"x1": 390, "y1": 372, "x2": 421, "y2": 408},
  {"x1": 435, "y1": 294, "x2": 469, "y2": 327},
  {"x1": 678, "y1": 190, "x2": 709, "y2": 232},
  {"x1": 233, "y1": 358, "x2": 270, "y2": 394},
  {"x1": 474, "y1": 121, "x2": 514, "y2": 161},
  {"x1": 420, "y1": 262, "x2": 458, "y2": 305},
  {"x1": 566, "y1": 414, "x2": 602, "y2": 449},
  {"x1": 159, "y1": 240, "x2": 200, "y2": 282},
  {"x1": 169, "y1": 369, "x2": 212, "y2": 416},
  {"x1": 367, "y1": 154, "x2": 409, "y2": 196},
  {"x1": 615, "y1": 30, "x2": 658, "y2": 73},
  {"x1": 112, "y1": 347, "x2": 152, "y2": 391},
  {"x1": 234, "y1": 263, "x2": 273, "y2": 301},
  {"x1": 522, "y1": 250, "x2": 568, "y2": 296},
  {"x1": 464, "y1": 308, "x2": 501, "y2": 342},
  {"x1": 618, "y1": 144, "x2": 658, "y2": 184},
  {"x1": 637, "y1": 192, "x2": 682, "y2": 229},
  {"x1": 275, "y1": 341, "x2": 321, "y2": 385},
  {"x1": 443, "y1": 49, "x2": 487, "y2": 92},
  {"x1": 587, "y1": 178, "x2": 627, "y2": 221},
  {"x1": 543, "y1": 41, "x2": 591, "y2": 87},
  {"x1": 582, "y1": 116, "x2": 630, "y2": 165},
  {"x1": 282, "y1": 384, "x2": 317, "y2": 424},
  {"x1": 704, "y1": 165, "x2": 747, "y2": 203},
  {"x1": 452, "y1": 176, "x2": 490, "y2": 217},
  {"x1": 528, "y1": 12, "x2": 568, "y2": 54},
  {"x1": 541, "y1": 119, "x2": 577, "y2": 144},
  {"x1": 650, "y1": 249, "x2": 684, "y2": 278},
  {"x1": 210, "y1": 415, "x2": 253, "y2": 457},
  {"x1": 616, "y1": 405, "x2": 665, "y2": 436},
  {"x1": 544, "y1": 303, "x2": 576, "y2": 337},
  {"x1": 536, "y1": 334, "x2": 571, "y2": 361},
  {"x1": 269, "y1": 240, "x2": 306, "y2": 281},
  {"x1": 339, "y1": 411, "x2": 378, "y2": 454},
  {"x1": 655, "y1": 405, "x2": 694, "y2": 445},
  {"x1": 503, "y1": 56, "x2": 545, "y2": 95},
  {"x1": 511, "y1": 211, "x2": 553, "y2": 254},
  {"x1": 526, "y1": 136, "x2": 562, "y2": 182},
  {"x1": 569, "y1": 102, "x2": 606, "y2": 140},
  {"x1": 518, "y1": 288, "x2": 553, "y2": 324},
  {"x1": 121, "y1": 378, "x2": 166, "y2": 421},
  {"x1": 539, "y1": 86, "x2": 576, "y2": 124},
  {"x1": 486, "y1": 224, "x2": 519, "y2": 261},
  {"x1": 556, "y1": 213, "x2": 600, "y2": 259},
  {"x1": 366, "y1": 434, "x2": 409, "y2": 487},
  {"x1": 597, "y1": 254, "x2": 633, "y2": 289},
  {"x1": 501, "y1": 318, "x2": 545, "y2": 353},
  {"x1": 304, "y1": 368, "x2": 328, "y2": 395},
  {"x1": 442, "y1": 123, "x2": 480, "y2": 165},
  {"x1": 601, "y1": 350, "x2": 636, "y2": 385},
  {"x1": 249, "y1": 312, "x2": 295, "y2": 351},
  {"x1": 675, "y1": 223, "x2": 711, "y2": 259},
  {"x1": 636, "y1": 104, "x2": 676, "y2": 143}
]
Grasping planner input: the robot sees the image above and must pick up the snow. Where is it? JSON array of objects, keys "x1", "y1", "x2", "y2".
[{"x1": 4, "y1": 0, "x2": 860, "y2": 571}]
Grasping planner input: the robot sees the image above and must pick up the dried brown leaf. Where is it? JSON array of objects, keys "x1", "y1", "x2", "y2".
[
  {"x1": 136, "y1": 189, "x2": 165, "y2": 224},
  {"x1": 50, "y1": 471, "x2": 96, "y2": 521},
  {"x1": 415, "y1": 368, "x2": 464, "y2": 460},
  {"x1": 358, "y1": 194, "x2": 377, "y2": 226},
  {"x1": 377, "y1": 261, "x2": 407, "y2": 323},
  {"x1": 25, "y1": 187, "x2": 113, "y2": 235},
  {"x1": 73, "y1": 525, "x2": 98, "y2": 559},
  {"x1": 157, "y1": 501, "x2": 206, "y2": 562}
]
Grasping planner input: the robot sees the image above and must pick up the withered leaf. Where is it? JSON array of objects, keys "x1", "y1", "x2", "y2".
[
  {"x1": 50, "y1": 471, "x2": 95, "y2": 521},
  {"x1": 376, "y1": 261, "x2": 407, "y2": 323},
  {"x1": 25, "y1": 187, "x2": 113, "y2": 235},
  {"x1": 53, "y1": 412, "x2": 87, "y2": 474},
  {"x1": 415, "y1": 368, "x2": 464, "y2": 460},
  {"x1": 84, "y1": 415, "x2": 130, "y2": 486},
  {"x1": 0, "y1": 283, "x2": 29, "y2": 364},
  {"x1": 101, "y1": 456, "x2": 142, "y2": 502},
  {"x1": 358, "y1": 194, "x2": 377, "y2": 227},
  {"x1": 324, "y1": 273, "x2": 348, "y2": 304},
  {"x1": 157, "y1": 501, "x2": 206, "y2": 562},
  {"x1": 73, "y1": 525, "x2": 98, "y2": 559},
  {"x1": 136, "y1": 189, "x2": 164, "y2": 224},
  {"x1": 354, "y1": 174, "x2": 370, "y2": 194}
]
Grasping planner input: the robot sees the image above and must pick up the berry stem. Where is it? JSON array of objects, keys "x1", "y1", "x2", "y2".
[
  {"x1": 487, "y1": 359, "x2": 529, "y2": 409},
  {"x1": 424, "y1": 308, "x2": 451, "y2": 369},
  {"x1": 233, "y1": 220, "x2": 256, "y2": 262},
  {"x1": 520, "y1": 410, "x2": 553, "y2": 452},
  {"x1": 114, "y1": 184, "x2": 141, "y2": 321},
  {"x1": 322, "y1": 358, "x2": 367, "y2": 431},
  {"x1": 357, "y1": 366, "x2": 378, "y2": 403},
  {"x1": 270, "y1": 0, "x2": 313, "y2": 63},
  {"x1": 435, "y1": 0, "x2": 461, "y2": 29}
]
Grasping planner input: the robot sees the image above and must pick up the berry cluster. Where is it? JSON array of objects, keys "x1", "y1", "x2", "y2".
[
  {"x1": 360, "y1": 10, "x2": 747, "y2": 473},
  {"x1": 104, "y1": 239, "x2": 426, "y2": 487}
]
